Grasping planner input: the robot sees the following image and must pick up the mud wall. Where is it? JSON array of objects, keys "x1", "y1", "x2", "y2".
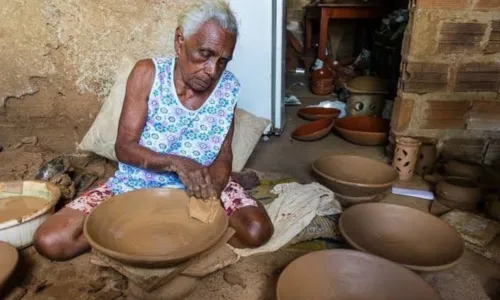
[{"x1": 0, "y1": 0, "x2": 189, "y2": 152}]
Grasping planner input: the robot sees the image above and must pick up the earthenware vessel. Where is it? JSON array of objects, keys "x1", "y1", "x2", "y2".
[
  {"x1": 345, "y1": 76, "x2": 388, "y2": 94},
  {"x1": 84, "y1": 188, "x2": 228, "y2": 268},
  {"x1": 444, "y1": 160, "x2": 483, "y2": 181},
  {"x1": 312, "y1": 155, "x2": 398, "y2": 197},
  {"x1": 292, "y1": 118, "x2": 334, "y2": 141},
  {"x1": 345, "y1": 76, "x2": 388, "y2": 117},
  {"x1": 311, "y1": 68, "x2": 334, "y2": 95},
  {"x1": 435, "y1": 177, "x2": 482, "y2": 211},
  {"x1": 297, "y1": 107, "x2": 340, "y2": 121},
  {"x1": 415, "y1": 143, "x2": 438, "y2": 176},
  {"x1": 335, "y1": 193, "x2": 382, "y2": 208},
  {"x1": 276, "y1": 250, "x2": 441, "y2": 300},
  {"x1": 485, "y1": 194, "x2": 500, "y2": 221},
  {"x1": 334, "y1": 116, "x2": 390, "y2": 146},
  {"x1": 392, "y1": 136, "x2": 421, "y2": 181},
  {"x1": 0, "y1": 241, "x2": 18, "y2": 290},
  {"x1": 340, "y1": 203, "x2": 464, "y2": 271}
]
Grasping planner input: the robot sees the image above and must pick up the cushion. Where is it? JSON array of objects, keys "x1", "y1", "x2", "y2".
[{"x1": 78, "y1": 55, "x2": 269, "y2": 172}]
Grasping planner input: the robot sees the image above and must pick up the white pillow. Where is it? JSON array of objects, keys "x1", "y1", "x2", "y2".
[{"x1": 78, "y1": 55, "x2": 269, "y2": 172}]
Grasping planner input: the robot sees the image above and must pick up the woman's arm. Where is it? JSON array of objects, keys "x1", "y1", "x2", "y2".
[
  {"x1": 208, "y1": 116, "x2": 235, "y2": 197},
  {"x1": 115, "y1": 59, "x2": 209, "y2": 197}
]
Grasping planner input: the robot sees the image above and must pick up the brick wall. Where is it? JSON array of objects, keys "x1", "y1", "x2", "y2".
[{"x1": 392, "y1": 0, "x2": 500, "y2": 164}]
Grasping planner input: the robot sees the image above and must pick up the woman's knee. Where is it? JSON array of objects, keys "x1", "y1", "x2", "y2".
[
  {"x1": 241, "y1": 217, "x2": 274, "y2": 248},
  {"x1": 33, "y1": 226, "x2": 69, "y2": 261}
]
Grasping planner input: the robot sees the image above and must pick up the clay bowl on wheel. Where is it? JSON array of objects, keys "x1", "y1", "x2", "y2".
[
  {"x1": 297, "y1": 107, "x2": 340, "y2": 121},
  {"x1": 312, "y1": 155, "x2": 398, "y2": 197},
  {"x1": 84, "y1": 188, "x2": 228, "y2": 268},
  {"x1": 0, "y1": 241, "x2": 18, "y2": 290},
  {"x1": 292, "y1": 118, "x2": 334, "y2": 141},
  {"x1": 334, "y1": 116, "x2": 390, "y2": 146},
  {"x1": 276, "y1": 249, "x2": 440, "y2": 300},
  {"x1": 340, "y1": 203, "x2": 464, "y2": 271},
  {"x1": 435, "y1": 176, "x2": 482, "y2": 211}
]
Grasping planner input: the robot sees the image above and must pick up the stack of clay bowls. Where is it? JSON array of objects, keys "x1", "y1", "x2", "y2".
[
  {"x1": 293, "y1": 107, "x2": 341, "y2": 141},
  {"x1": 334, "y1": 116, "x2": 390, "y2": 146},
  {"x1": 312, "y1": 155, "x2": 398, "y2": 207},
  {"x1": 435, "y1": 177, "x2": 482, "y2": 211}
]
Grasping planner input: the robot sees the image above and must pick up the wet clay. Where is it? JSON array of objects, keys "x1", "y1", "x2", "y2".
[
  {"x1": 0, "y1": 196, "x2": 48, "y2": 223},
  {"x1": 334, "y1": 116, "x2": 389, "y2": 146},
  {"x1": 188, "y1": 197, "x2": 221, "y2": 224},
  {"x1": 0, "y1": 241, "x2": 18, "y2": 289},
  {"x1": 276, "y1": 249, "x2": 440, "y2": 300},
  {"x1": 84, "y1": 188, "x2": 228, "y2": 268},
  {"x1": 340, "y1": 203, "x2": 464, "y2": 271},
  {"x1": 312, "y1": 155, "x2": 398, "y2": 197}
]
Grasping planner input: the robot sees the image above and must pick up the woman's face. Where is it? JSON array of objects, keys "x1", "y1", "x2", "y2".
[{"x1": 175, "y1": 20, "x2": 236, "y2": 93}]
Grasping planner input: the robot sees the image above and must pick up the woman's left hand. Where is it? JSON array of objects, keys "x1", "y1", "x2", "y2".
[{"x1": 170, "y1": 157, "x2": 218, "y2": 199}]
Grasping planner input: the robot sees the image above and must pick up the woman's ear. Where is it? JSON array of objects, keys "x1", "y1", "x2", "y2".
[{"x1": 174, "y1": 27, "x2": 184, "y2": 57}]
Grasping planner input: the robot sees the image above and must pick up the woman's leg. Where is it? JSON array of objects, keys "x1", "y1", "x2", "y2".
[
  {"x1": 221, "y1": 179, "x2": 274, "y2": 248},
  {"x1": 34, "y1": 184, "x2": 114, "y2": 261}
]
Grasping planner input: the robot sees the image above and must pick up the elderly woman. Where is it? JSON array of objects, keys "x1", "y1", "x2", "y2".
[{"x1": 34, "y1": 0, "x2": 273, "y2": 261}]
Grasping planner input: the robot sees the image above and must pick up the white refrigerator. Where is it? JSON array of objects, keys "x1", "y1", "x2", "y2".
[{"x1": 227, "y1": 0, "x2": 286, "y2": 134}]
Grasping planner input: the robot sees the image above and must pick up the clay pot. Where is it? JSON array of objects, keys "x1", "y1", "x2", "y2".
[
  {"x1": 276, "y1": 250, "x2": 440, "y2": 300},
  {"x1": 292, "y1": 118, "x2": 334, "y2": 141},
  {"x1": 334, "y1": 116, "x2": 390, "y2": 146},
  {"x1": 312, "y1": 155, "x2": 398, "y2": 197},
  {"x1": 297, "y1": 107, "x2": 340, "y2": 121},
  {"x1": 339, "y1": 203, "x2": 464, "y2": 272},
  {"x1": 435, "y1": 177, "x2": 482, "y2": 211},
  {"x1": 444, "y1": 160, "x2": 483, "y2": 181},
  {"x1": 392, "y1": 137, "x2": 421, "y2": 181},
  {"x1": 345, "y1": 76, "x2": 388, "y2": 94},
  {"x1": 84, "y1": 188, "x2": 228, "y2": 268},
  {"x1": 311, "y1": 68, "x2": 334, "y2": 95},
  {"x1": 485, "y1": 195, "x2": 500, "y2": 221},
  {"x1": 335, "y1": 193, "x2": 382, "y2": 208},
  {"x1": 415, "y1": 143, "x2": 438, "y2": 176},
  {"x1": 346, "y1": 93, "x2": 386, "y2": 117},
  {"x1": 0, "y1": 241, "x2": 18, "y2": 290}
]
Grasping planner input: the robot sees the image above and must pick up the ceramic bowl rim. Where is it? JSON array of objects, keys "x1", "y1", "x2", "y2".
[
  {"x1": 312, "y1": 155, "x2": 399, "y2": 188},
  {"x1": 0, "y1": 181, "x2": 61, "y2": 230},
  {"x1": 334, "y1": 116, "x2": 390, "y2": 134},
  {"x1": 0, "y1": 241, "x2": 19, "y2": 288},
  {"x1": 83, "y1": 188, "x2": 229, "y2": 266},
  {"x1": 291, "y1": 118, "x2": 335, "y2": 141},
  {"x1": 339, "y1": 203, "x2": 465, "y2": 272},
  {"x1": 275, "y1": 249, "x2": 441, "y2": 300}
]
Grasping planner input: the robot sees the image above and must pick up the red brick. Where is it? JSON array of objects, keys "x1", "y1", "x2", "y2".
[
  {"x1": 391, "y1": 97, "x2": 414, "y2": 132},
  {"x1": 402, "y1": 62, "x2": 450, "y2": 93},
  {"x1": 455, "y1": 63, "x2": 500, "y2": 92},
  {"x1": 417, "y1": 0, "x2": 468, "y2": 10},
  {"x1": 438, "y1": 23, "x2": 487, "y2": 53},
  {"x1": 421, "y1": 100, "x2": 470, "y2": 129},
  {"x1": 467, "y1": 100, "x2": 500, "y2": 131},
  {"x1": 474, "y1": 0, "x2": 500, "y2": 11}
]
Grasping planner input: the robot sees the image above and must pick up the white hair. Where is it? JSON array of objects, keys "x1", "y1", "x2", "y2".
[{"x1": 178, "y1": 0, "x2": 238, "y2": 39}]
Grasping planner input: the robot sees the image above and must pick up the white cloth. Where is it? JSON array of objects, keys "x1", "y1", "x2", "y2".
[{"x1": 233, "y1": 182, "x2": 341, "y2": 257}]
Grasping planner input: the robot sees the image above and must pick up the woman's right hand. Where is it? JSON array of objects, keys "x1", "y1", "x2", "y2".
[{"x1": 169, "y1": 157, "x2": 217, "y2": 200}]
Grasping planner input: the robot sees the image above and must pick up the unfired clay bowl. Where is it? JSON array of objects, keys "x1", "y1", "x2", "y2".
[
  {"x1": 340, "y1": 203, "x2": 464, "y2": 271},
  {"x1": 0, "y1": 241, "x2": 18, "y2": 289},
  {"x1": 435, "y1": 176, "x2": 482, "y2": 211},
  {"x1": 292, "y1": 118, "x2": 334, "y2": 141},
  {"x1": 297, "y1": 107, "x2": 341, "y2": 121},
  {"x1": 276, "y1": 249, "x2": 440, "y2": 300},
  {"x1": 312, "y1": 155, "x2": 398, "y2": 197},
  {"x1": 444, "y1": 160, "x2": 483, "y2": 181},
  {"x1": 84, "y1": 188, "x2": 228, "y2": 268},
  {"x1": 334, "y1": 116, "x2": 390, "y2": 146},
  {"x1": 335, "y1": 193, "x2": 382, "y2": 208}
]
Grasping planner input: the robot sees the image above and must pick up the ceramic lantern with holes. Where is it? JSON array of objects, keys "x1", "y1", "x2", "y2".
[
  {"x1": 392, "y1": 137, "x2": 421, "y2": 181},
  {"x1": 345, "y1": 76, "x2": 388, "y2": 117}
]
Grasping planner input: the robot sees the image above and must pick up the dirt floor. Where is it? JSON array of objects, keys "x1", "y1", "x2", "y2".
[{"x1": 1, "y1": 76, "x2": 500, "y2": 300}]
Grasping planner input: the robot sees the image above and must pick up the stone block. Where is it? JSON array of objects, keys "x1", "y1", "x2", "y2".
[
  {"x1": 416, "y1": 0, "x2": 468, "y2": 10},
  {"x1": 437, "y1": 22, "x2": 487, "y2": 53},
  {"x1": 421, "y1": 100, "x2": 470, "y2": 129},
  {"x1": 441, "y1": 138, "x2": 487, "y2": 162},
  {"x1": 474, "y1": 0, "x2": 500, "y2": 11},
  {"x1": 485, "y1": 21, "x2": 500, "y2": 54},
  {"x1": 455, "y1": 63, "x2": 500, "y2": 92},
  {"x1": 391, "y1": 96, "x2": 414, "y2": 132},
  {"x1": 466, "y1": 100, "x2": 500, "y2": 131},
  {"x1": 402, "y1": 62, "x2": 450, "y2": 93}
]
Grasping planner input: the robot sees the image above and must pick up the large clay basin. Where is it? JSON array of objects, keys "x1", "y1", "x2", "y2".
[
  {"x1": 277, "y1": 249, "x2": 440, "y2": 300},
  {"x1": 334, "y1": 116, "x2": 390, "y2": 146},
  {"x1": 0, "y1": 241, "x2": 18, "y2": 290},
  {"x1": 292, "y1": 118, "x2": 334, "y2": 141},
  {"x1": 84, "y1": 188, "x2": 228, "y2": 268},
  {"x1": 312, "y1": 155, "x2": 398, "y2": 197},
  {"x1": 297, "y1": 107, "x2": 340, "y2": 121},
  {"x1": 340, "y1": 203, "x2": 464, "y2": 271}
]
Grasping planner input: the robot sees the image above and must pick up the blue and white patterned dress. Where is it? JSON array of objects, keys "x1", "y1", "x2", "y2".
[{"x1": 107, "y1": 57, "x2": 240, "y2": 195}]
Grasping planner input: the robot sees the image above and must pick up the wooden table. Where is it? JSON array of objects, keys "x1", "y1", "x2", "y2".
[{"x1": 305, "y1": 0, "x2": 386, "y2": 60}]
